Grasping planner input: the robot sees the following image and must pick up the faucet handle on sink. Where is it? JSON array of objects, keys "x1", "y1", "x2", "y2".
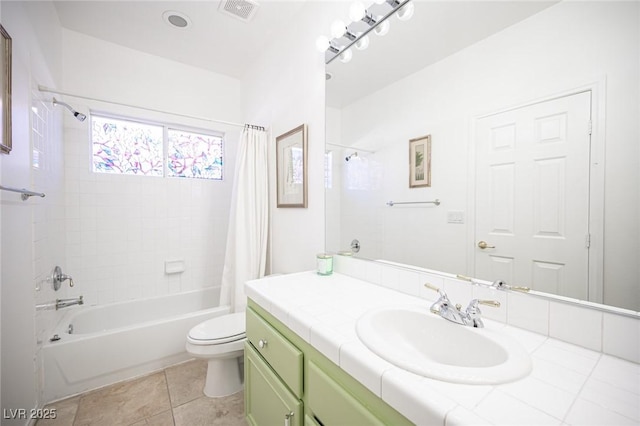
[
  {"x1": 466, "y1": 299, "x2": 500, "y2": 328},
  {"x1": 424, "y1": 282, "x2": 439, "y2": 292}
]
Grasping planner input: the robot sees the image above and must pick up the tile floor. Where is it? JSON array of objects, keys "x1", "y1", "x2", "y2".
[{"x1": 37, "y1": 359, "x2": 248, "y2": 426}]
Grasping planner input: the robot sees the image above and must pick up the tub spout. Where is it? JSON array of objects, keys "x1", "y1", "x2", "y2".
[{"x1": 56, "y1": 295, "x2": 83, "y2": 310}]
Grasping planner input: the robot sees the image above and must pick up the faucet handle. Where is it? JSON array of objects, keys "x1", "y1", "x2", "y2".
[
  {"x1": 466, "y1": 299, "x2": 500, "y2": 314},
  {"x1": 493, "y1": 280, "x2": 530, "y2": 293},
  {"x1": 423, "y1": 282, "x2": 441, "y2": 293},
  {"x1": 477, "y1": 299, "x2": 501, "y2": 308}
]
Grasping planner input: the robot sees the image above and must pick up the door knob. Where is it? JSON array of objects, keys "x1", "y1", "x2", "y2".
[{"x1": 477, "y1": 240, "x2": 496, "y2": 249}]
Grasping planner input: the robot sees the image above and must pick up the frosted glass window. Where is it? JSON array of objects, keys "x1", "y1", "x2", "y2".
[
  {"x1": 92, "y1": 115, "x2": 163, "y2": 176},
  {"x1": 167, "y1": 129, "x2": 223, "y2": 180}
]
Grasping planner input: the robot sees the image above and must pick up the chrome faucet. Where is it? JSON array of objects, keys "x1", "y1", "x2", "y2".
[
  {"x1": 424, "y1": 283, "x2": 500, "y2": 328},
  {"x1": 456, "y1": 275, "x2": 530, "y2": 293},
  {"x1": 56, "y1": 295, "x2": 83, "y2": 310}
]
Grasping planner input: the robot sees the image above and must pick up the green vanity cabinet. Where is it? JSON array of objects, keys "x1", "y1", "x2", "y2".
[
  {"x1": 307, "y1": 361, "x2": 385, "y2": 426},
  {"x1": 245, "y1": 300, "x2": 413, "y2": 426},
  {"x1": 245, "y1": 344, "x2": 303, "y2": 426}
]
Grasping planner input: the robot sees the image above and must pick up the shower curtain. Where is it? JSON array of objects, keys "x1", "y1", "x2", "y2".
[{"x1": 220, "y1": 126, "x2": 270, "y2": 312}]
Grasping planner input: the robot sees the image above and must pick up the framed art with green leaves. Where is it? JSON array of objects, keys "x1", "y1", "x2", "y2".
[
  {"x1": 409, "y1": 134, "x2": 431, "y2": 188},
  {"x1": 0, "y1": 23, "x2": 11, "y2": 155}
]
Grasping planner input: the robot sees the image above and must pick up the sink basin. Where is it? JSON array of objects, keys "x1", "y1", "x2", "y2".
[{"x1": 356, "y1": 305, "x2": 532, "y2": 384}]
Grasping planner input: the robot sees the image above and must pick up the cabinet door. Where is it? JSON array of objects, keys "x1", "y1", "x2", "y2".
[
  {"x1": 245, "y1": 343, "x2": 302, "y2": 426},
  {"x1": 247, "y1": 307, "x2": 303, "y2": 397},
  {"x1": 308, "y1": 361, "x2": 384, "y2": 426}
]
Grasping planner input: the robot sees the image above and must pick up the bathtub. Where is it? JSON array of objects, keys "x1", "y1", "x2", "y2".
[{"x1": 42, "y1": 287, "x2": 230, "y2": 402}]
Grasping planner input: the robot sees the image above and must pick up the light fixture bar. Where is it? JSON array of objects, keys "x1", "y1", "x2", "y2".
[{"x1": 324, "y1": 0, "x2": 412, "y2": 64}]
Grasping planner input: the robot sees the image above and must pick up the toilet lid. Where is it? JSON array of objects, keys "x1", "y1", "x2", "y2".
[{"x1": 188, "y1": 312, "x2": 246, "y2": 344}]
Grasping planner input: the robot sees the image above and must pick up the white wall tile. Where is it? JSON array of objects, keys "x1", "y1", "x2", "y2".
[
  {"x1": 507, "y1": 292, "x2": 550, "y2": 335},
  {"x1": 602, "y1": 313, "x2": 640, "y2": 364},
  {"x1": 549, "y1": 301, "x2": 602, "y2": 351}
]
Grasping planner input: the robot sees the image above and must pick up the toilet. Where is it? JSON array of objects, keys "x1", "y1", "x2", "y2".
[{"x1": 186, "y1": 311, "x2": 246, "y2": 397}]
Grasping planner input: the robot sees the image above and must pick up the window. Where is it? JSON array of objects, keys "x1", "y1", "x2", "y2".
[
  {"x1": 91, "y1": 114, "x2": 223, "y2": 180},
  {"x1": 167, "y1": 129, "x2": 223, "y2": 180}
]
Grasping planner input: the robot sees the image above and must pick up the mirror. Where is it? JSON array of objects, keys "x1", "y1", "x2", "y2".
[{"x1": 325, "y1": 1, "x2": 640, "y2": 312}]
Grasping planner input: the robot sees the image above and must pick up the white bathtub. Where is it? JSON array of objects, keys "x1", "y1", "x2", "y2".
[{"x1": 42, "y1": 287, "x2": 230, "y2": 402}]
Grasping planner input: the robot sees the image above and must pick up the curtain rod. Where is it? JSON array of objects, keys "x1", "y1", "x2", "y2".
[
  {"x1": 38, "y1": 85, "x2": 258, "y2": 129},
  {"x1": 326, "y1": 142, "x2": 375, "y2": 153}
]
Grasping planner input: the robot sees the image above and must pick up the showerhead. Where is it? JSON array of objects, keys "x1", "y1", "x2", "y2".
[
  {"x1": 52, "y1": 97, "x2": 87, "y2": 122},
  {"x1": 345, "y1": 152, "x2": 358, "y2": 162}
]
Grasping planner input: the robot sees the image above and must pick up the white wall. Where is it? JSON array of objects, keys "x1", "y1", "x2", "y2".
[
  {"x1": 334, "y1": 1, "x2": 639, "y2": 310},
  {"x1": 0, "y1": 0, "x2": 64, "y2": 420},
  {"x1": 59, "y1": 29, "x2": 243, "y2": 306},
  {"x1": 241, "y1": 1, "x2": 335, "y2": 274}
]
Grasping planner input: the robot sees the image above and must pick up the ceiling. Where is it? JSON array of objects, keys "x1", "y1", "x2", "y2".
[
  {"x1": 52, "y1": 0, "x2": 558, "y2": 99},
  {"x1": 53, "y1": 0, "x2": 308, "y2": 79},
  {"x1": 326, "y1": 1, "x2": 558, "y2": 108}
]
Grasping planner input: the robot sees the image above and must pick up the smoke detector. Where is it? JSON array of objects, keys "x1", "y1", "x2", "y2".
[{"x1": 218, "y1": 0, "x2": 260, "y2": 22}]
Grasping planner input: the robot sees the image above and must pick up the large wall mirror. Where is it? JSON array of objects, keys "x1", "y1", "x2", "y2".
[{"x1": 325, "y1": 1, "x2": 640, "y2": 312}]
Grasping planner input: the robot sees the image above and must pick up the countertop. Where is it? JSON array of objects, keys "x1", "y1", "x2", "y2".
[{"x1": 245, "y1": 271, "x2": 640, "y2": 425}]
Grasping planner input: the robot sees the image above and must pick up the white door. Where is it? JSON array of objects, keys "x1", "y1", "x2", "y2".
[{"x1": 474, "y1": 91, "x2": 591, "y2": 300}]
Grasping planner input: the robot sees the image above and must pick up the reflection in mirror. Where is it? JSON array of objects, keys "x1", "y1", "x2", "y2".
[{"x1": 325, "y1": 1, "x2": 640, "y2": 312}]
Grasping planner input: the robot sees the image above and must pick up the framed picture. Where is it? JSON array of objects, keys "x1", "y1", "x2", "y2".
[
  {"x1": 0, "y1": 24, "x2": 11, "y2": 155},
  {"x1": 276, "y1": 124, "x2": 308, "y2": 208},
  {"x1": 409, "y1": 134, "x2": 431, "y2": 188}
]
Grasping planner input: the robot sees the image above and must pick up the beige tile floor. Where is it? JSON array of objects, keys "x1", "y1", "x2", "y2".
[{"x1": 37, "y1": 359, "x2": 248, "y2": 426}]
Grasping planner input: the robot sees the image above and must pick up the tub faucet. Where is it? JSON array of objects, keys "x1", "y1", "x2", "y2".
[
  {"x1": 423, "y1": 283, "x2": 500, "y2": 328},
  {"x1": 56, "y1": 295, "x2": 83, "y2": 310}
]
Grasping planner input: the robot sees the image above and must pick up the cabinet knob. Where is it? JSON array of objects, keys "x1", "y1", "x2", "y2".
[
  {"x1": 258, "y1": 339, "x2": 268, "y2": 349},
  {"x1": 284, "y1": 411, "x2": 294, "y2": 426}
]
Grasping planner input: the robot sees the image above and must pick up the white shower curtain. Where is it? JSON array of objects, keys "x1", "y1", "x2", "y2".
[{"x1": 220, "y1": 126, "x2": 270, "y2": 312}]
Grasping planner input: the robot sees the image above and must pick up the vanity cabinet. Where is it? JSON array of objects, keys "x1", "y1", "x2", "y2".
[
  {"x1": 245, "y1": 301, "x2": 412, "y2": 426},
  {"x1": 245, "y1": 344, "x2": 303, "y2": 426}
]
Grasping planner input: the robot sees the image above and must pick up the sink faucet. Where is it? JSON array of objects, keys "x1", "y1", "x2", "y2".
[
  {"x1": 56, "y1": 295, "x2": 83, "y2": 310},
  {"x1": 424, "y1": 283, "x2": 500, "y2": 328}
]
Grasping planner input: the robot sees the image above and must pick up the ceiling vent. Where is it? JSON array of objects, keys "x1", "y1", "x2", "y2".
[{"x1": 218, "y1": 0, "x2": 260, "y2": 22}]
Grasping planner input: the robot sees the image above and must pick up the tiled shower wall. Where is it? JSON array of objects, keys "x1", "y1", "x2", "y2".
[{"x1": 62, "y1": 112, "x2": 238, "y2": 307}]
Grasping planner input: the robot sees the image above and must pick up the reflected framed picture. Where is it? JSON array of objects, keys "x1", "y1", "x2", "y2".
[
  {"x1": 409, "y1": 134, "x2": 431, "y2": 188},
  {"x1": 0, "y1": 24, "x2": 11, "y2": 155},
  {"x1": 276, "y1": 124, "x2": 308, "y2": 208}
]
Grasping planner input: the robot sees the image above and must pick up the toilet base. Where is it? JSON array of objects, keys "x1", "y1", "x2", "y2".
[{"x1": 204, "y1": 356, "x2": 243, "y2": 398}]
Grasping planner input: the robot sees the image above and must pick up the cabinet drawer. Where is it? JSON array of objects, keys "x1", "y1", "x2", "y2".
[
  {"x1": 245, "y1": 343, "x2": 302, "y2": 426},
  {"x1": 246, "y1": 307, "x2": 303, "y2": 397},
  {"x1": 308, "y1": 361, "x2": 384, "y2": 426}
]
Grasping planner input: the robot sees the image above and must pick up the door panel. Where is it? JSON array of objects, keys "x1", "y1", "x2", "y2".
[{"x1": 475, "y1": 91, "x2": 591, "y2": 299}]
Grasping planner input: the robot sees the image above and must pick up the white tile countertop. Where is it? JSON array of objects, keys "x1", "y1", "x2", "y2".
[{"x1": 245, "y1": 271, "x2": 640, "y2": 426}]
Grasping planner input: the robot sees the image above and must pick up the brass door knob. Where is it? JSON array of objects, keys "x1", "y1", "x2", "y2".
[{"x1": 477, "y1": 240, "x2": 496, "y2": 249}]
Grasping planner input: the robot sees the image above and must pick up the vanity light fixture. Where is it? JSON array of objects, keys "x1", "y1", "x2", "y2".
[
  {"x1": 396, "y1": 1, "x2": 415, "y2": 21},
  {"x1": 317, "y1": 0, "x2": 413, "y2": 64}
]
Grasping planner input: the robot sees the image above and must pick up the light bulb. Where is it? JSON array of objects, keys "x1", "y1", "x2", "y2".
[
  {"x1": 315, "y1": 36, "x2": 330, "y2": 52},
  {"x1": 330, "y1": 20, "x2": 347, "y2": 39},
  {"x1": 349, "y1": 1, "x2": 366, "y2": 22},
  {"x1": 339, "y1": 48, "x2": 353, "y2": 63},
  {"x1": 355, "y1": 35, "x2": 369, "y2": 50},
  {"x1": 374, "y1": 19, "x2": 390, "y2": 36},
  {"x1": 396, "y1": 2, "x2": 414, "y2": 21}
]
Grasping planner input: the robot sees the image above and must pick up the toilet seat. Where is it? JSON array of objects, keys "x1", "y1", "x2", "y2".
[{"x1": 187, "y1": 312, "x2": 246, "y2": 346}]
